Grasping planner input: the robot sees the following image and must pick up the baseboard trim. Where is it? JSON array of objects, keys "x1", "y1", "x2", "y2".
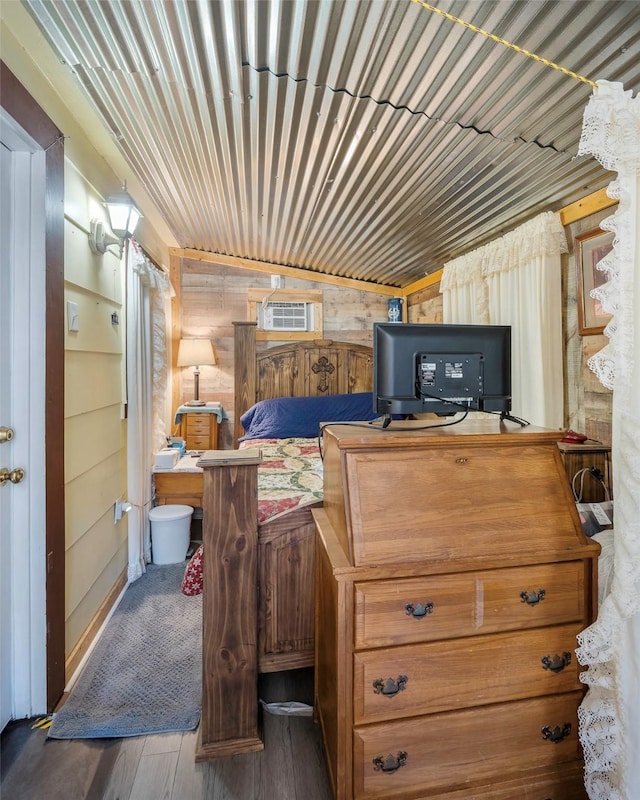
[{"x1": 64, "y1": 567, "x2": 128, "y2": 685}]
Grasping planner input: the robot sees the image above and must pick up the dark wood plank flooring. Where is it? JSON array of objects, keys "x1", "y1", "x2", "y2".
[{"x1": 1, "y1": 669, "x2": 332, "y2": 800}]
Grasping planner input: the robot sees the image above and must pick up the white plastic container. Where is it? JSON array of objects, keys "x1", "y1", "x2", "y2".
[
  {"x1": 149, "y1": 504, "x2": 193, "y2": 564},
  {"x1": 154, "y1": 448, "x2": 180, "y2": 468}
]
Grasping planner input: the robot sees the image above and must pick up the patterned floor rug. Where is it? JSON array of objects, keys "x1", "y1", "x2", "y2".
[{"x1": 48, "y1": 563, "x2": 202, "y2": 739}]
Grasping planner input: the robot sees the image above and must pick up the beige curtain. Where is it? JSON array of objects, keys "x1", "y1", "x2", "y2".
[
  {"x1": 126, "y1": 241, "x2": 174, "y2": 582},
  {"x1": 440, "y1": 211, "x2": 567, "y2": 429}
]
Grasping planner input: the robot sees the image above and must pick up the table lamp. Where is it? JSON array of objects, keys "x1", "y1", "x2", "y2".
[{"x1": 177, "y1": 338, "x2": 215, "y2": 406}]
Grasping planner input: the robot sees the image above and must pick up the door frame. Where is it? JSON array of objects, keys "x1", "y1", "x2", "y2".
[{"x1": 1, "y1": 61, "x2": 65, "y2": 712}]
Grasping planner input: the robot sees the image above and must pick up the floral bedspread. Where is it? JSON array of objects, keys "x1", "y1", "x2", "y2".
[
  {"x1": 245, "y1": 437, "x2": 323, "y2": 523},
  {"x1": 181, "y1": 437, "x2": 322, "y2": 596}
]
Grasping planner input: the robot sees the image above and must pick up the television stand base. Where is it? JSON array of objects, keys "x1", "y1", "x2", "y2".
[{"x1": 500, "y1": 411, "x2": 529, "y2": 427}]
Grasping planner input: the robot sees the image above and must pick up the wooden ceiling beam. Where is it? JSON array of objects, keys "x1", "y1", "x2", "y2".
[
  {"x1": 171, "y1": 248, "x2": 401, "y2": 297},
  {"x1": 559, "y1": 187, "x2": 617, "y2": 226}
]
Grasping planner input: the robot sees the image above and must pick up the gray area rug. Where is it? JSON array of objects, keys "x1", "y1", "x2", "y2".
[{"x1": 49, "y1": 563, "x2": 202, "y2": 739}]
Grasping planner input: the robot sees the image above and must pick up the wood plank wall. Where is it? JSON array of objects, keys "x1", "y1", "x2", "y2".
[
  {"x1": 177, "y1": 259, "x2": 389, "y2": 448},
  {"x1": 406, "y1": 282, "x2": 443, "y2": 324}
]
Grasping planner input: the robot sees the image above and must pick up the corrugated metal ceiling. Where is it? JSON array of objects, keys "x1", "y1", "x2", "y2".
[{"x1": 21, "y1": 0, "x2": 640, "y2": 287}]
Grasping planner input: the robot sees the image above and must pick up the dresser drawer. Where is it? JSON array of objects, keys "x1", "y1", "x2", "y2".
[
  {"x1": 353, "y1": 623, "x2": 583, "y2": 724},
  {"x1": 403, "y1": 763, "x2": 588, "y2": 800},
  {"x1": 354, "y1": 561, "x2": 586, "y2": 649},
  {"x1": 353, "y1": 691, "x2": 584, "y2": 800}
]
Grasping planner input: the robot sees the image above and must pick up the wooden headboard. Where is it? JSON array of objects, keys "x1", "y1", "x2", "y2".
[{"x1": 233, "y1": 322, "x2": 373, "y2": 445}]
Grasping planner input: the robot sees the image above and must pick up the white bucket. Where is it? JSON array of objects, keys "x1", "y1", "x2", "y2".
[{"x1": 149, "y1": 504, "x2": 193, "y2": 565}]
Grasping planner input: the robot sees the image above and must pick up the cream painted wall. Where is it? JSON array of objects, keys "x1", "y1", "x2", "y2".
[
  {"x1": 1, "y1": 12, "x2": 172, "y2": 658},
  {"x1": 63, "y1": 161, "x2": 128, "y2": 651}
]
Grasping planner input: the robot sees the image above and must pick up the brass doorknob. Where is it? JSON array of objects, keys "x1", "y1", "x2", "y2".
[
  {"x1": 0, "y1": 467, "x2": 25, "y2": 486},
  {"x1": 0, "y1": 427, "x2": 14, "y2": 443}
]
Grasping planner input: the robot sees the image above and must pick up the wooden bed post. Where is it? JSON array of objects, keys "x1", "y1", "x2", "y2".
[
  {"x1": 196, "y1": 456, "x2": 264, "y2": 760},
  {"x1": 233, "y1": 322, "x2": 257, "y2": 447}
]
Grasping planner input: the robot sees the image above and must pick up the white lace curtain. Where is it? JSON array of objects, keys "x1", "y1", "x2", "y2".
[
  {"x1": 126, "y1": 241, "x2": 174, "y2": 582},
  {"x1": 575, "y1": 80, "x2": 640, "y2": 800},
  {"x1": 440, "y1": 211, "x2": 567, "y2": 429}
]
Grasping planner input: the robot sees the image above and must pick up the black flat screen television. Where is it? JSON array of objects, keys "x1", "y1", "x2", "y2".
[{"x1": 373, "y1": 322, "x2": 512, "y2": 418}]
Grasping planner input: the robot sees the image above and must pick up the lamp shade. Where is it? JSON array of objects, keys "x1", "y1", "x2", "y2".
[{"x1": 177, "y1": 338, "x2": 216, "y2": 367}]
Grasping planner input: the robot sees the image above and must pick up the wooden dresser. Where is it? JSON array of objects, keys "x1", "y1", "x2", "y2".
[{"x1": 313, "y1": 419, "x2": 599, "y2": 800}]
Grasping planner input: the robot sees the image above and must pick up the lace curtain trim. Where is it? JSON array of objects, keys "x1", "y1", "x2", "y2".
[
  {"x1": 575, "y1": 80, "x2": 640, "y2": 800},
  {"x1": 578, "y1": 80, "x2": 640, "y2": 173},
  {"x1": 129, "y1": 241, "x2": 173, "y2": 453},
  {"x1": 440, "y1": 211, "x2": 568, "y2": 291},
  {"x1": 578, "y1": 79, "x2": 640, "y2": 391}
]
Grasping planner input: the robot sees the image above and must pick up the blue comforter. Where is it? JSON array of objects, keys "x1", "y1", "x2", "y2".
[{"x1": 239, "y1": 392, "x2": 377, "y2": 440}]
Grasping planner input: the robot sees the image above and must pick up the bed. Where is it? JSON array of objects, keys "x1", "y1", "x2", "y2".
[{"x1": 193, "y1": 322, "x2": 374, "y2": 674}]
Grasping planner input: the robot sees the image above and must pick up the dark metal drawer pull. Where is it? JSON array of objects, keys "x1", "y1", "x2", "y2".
[
  {"x1": 372, "y1": 751, "x2": 408, "y2": 773},
  {"x1": 520, "y1": 589, "x2": 546, "y2": 605},
  {"x1": 372, "y1": 675, "x2": 408, "y2": 697},
  {"x1": 541, "y1": 723, "x2": 572, "y2": 743},
  {"x1": 541, "y1": 652, "x2": 572, "y2": 673},
  {"x1": 405, "y1": 601, "x2": 434, "y2": 619}
]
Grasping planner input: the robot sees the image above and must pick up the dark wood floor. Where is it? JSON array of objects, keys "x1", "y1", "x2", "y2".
[{"x1": 1, "y1": 669, "x2": 333, "y2": 800}]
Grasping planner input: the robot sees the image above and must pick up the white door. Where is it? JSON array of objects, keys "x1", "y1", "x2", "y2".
[{"x1": 0, "y1": 110, "x2": 47, "y2": 731}]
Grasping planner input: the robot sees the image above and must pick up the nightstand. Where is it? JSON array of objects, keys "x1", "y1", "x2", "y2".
[
  {"x1": 175, "y1": 404, "x2": 223, "y2": 451},
  {"x1": 557, "y1": 441, "x2": 611, "y2": 502}
]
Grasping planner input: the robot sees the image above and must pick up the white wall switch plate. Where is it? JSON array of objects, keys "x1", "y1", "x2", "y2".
[{"x1": 67, "y1": 301, "x2": 79, "y2": 332}]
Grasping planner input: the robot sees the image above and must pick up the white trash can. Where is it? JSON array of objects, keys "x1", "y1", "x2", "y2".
[{"x1": 149, "y1": 504, "x2": 193, "y2": 564}]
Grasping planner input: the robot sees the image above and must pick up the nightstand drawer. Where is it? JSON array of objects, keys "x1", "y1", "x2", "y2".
[
  {"x1": 185, "y1": 414, "x2": 211, "y2": 434},
  {"x1": 353, "y1": 623, "x2": 583, "y2": 724},
  {"x1": 179, "y1": 409, "x2": 219, "y2": 450},
  {"x1": 353, "y1": 691, "x2": 584, "y2": 800},
  {"x1": 354, "y1": 561, "x2": 586, "y2": 649},
  {"x1": 154, "y1": 472, "x2": 203, "y2": 507},
  {"x1": 188, "y1": 435, "x2": 211, "y2": 449}
]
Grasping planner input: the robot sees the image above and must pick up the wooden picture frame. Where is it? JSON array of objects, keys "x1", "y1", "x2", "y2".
[{"x1": 575, "y1": 227, "x2": 614, "y2": 335}]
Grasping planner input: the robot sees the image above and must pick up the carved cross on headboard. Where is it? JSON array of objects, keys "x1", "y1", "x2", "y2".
[{"x1": 312, "y1": 356, "x2": 336, "y2": 393}]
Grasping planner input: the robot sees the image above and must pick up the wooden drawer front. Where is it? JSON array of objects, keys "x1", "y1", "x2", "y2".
[
  {"x1": 353, "y1": 624, "x2": 583, "y2": 724},
  {"x1": 353, "y1": 691, "x2": 583, "y2": 800},
  {"x1": 185, "y1": 414, "x2": 210, "y2": 434},
  {"x1": 344, "y1": 445, "x2": 579, "y2": 566},
  {"x1": 354, "y1": 561, "x2": 585, "y2": 649},
  {"x1": 188, "y1": 434, "x2": 211, "y2": 449},
  {"x1": 404, "y1": 764, "x2": 588, "y2": 800},
  {"x1": 154, "y1": 472, "x2": 203, "y2": 506}
]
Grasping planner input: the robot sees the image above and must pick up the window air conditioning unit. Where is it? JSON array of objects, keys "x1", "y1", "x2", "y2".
[{"x1": 258, "y1": 302, "x2": 314, "y2": 332}]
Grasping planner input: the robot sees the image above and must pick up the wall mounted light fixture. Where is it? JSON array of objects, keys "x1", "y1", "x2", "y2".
[
  {"x1": 89, "y1": 181, "x2": 142, "y2": 258},
  {"x1": 177, "y1": 338, "x2": 216, "y2": 406}
]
